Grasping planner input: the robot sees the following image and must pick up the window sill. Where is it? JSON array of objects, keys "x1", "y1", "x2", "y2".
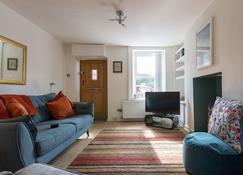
[{"x1": 128, "y1": 98, "x2": 145, "y2": 102}]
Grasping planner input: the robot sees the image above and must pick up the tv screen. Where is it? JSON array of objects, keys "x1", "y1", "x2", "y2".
[{"x1": 145, "y1": 92, "x2": 180, "y2": 114}]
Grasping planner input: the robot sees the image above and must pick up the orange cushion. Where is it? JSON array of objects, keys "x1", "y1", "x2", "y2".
[
  {"x1": 51, "y1": 91, "x2": 73, "y2": 107},
  {"x1": 0, "y1": 95, "x2": 37, "y2": 116},
  {"x1": 47, "y1": 96, "x2": 74, "y2": 119},
  {"x1": 0, "y1": 98, "x2": 9, "y2": 119},
  {"x1": 5, "y1": 98, "x2": 29, "y2": 118}
]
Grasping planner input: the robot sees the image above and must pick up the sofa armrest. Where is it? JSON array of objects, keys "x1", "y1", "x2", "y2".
[
  {"x1": 0, "y1": 117, "x2": 37, "y2": 142},
  {"x1": 73, "y1": 102, "x2": 94, "y2": 117},
  {"x1": 0, "y1": 116, "x2": 29, "y2": 123},
  {"x1": 0, "y1": 122, "x2": 35, "y2": 172}
]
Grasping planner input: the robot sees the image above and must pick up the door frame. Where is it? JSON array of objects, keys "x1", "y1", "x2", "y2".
[{"x1": 79, "y1": 59, "x2": 108, "y2": 120}]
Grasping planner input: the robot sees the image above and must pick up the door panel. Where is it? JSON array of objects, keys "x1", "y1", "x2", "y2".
[{"x1": 80, "y1": 60, "x2": 107, "y2": 120}]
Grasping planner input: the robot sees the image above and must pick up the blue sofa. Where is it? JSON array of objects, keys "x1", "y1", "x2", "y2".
[
  {"x1": 183, "y1": 130, "x2": 243, "y2": 175},
  {"x1": 0, "y1": 93, "x2": 94, "y2": 172}
]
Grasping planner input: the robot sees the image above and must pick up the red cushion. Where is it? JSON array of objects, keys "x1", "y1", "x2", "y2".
[
  {"x1": 47, "y1": 96, "x2": 74, "y2": 119},
  {"x1": 51, "y1": 91, "x2": 73, "y2": 107},
  {"x1": 5, "y1": 98, "x2": 29, "y2": 118},
  {"x1": 0, "y1": 98, "x2": 9, "y2": 119},
  {"x1": 0, "y1": 95, "x2": 37, "y2": 116}
]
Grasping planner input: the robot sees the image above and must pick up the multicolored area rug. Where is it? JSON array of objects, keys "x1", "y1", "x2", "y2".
[{"x1": 68, "y1": 128, "x2": 187, "y2": 175}]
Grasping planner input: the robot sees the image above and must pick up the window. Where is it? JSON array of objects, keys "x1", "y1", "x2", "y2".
[
  {"x1": 132, "y1": 49, "x2": 165, "y2": 99},
  {"x1": 91, "y1": 69, "x2": 97, "y2": 80}
]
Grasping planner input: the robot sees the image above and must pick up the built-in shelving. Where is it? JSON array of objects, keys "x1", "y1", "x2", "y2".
[
  {"x1": 175, "y1": 46, "x2": 185, "y2": 80},
  {"x1": 176, "y1": 75, "x2": 184, "y2": 80},
  {"x1": 176, "y1": 65, "x2": 184, "y2": 72},
  {"x1": 175, "y1": 55, "x2": 185, "y2": 63}
]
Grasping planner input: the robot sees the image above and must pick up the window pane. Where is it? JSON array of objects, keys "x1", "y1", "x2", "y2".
[
  {"x1": 135, "y1": 56, "x2": 155, "y2": 99},
  {"x1": 136, "y1": 56, "x2": 155, "y2": 74},
  {"x1": 92, "y1": 69, "x2": 97, "y2": 80}
]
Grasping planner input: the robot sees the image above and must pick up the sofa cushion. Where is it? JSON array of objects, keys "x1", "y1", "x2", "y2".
[
  {"x1": 208, "y1": 97, "x2": 243, "y2": 153},
  {"x1": 37, "y1": 114, "x2": 93, "y2": 132},
  {"x1": 29, "y1": 93, "x2": 56, "y2": 123},
  {"x1": 0, "y1": 98, "x2": 9, "y2": 119},
  {"x1": 5, "y1": 98, "x2": 29, "y2": 117},
  {"x1": 0, "y1": 95, "x2": 37, "y2": 116},
  {"x1": 47, "y1": 96, "x2": 74, "y2": 120},
  {"x1": 35, "y1": 123, "x2": 76, "y2": 156},
  {"x1": 74, "y1": 102, "x2": 93, "y2": 116},
  {"x1": 184, "y1": 132, "x2": 237, "y2": 155},
  {"x1": 50, "y1": 91, "x2": 73, "y2": 108}
]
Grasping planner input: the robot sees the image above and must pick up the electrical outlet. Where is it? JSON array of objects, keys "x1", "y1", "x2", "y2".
[{"x1": 117, "y1": 109, "x2": 122, "y2": 112}]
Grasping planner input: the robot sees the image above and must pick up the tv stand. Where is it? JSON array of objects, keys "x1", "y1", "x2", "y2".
[{"x1": 145, "y1": 114, "x2": 179, "y2": 129}]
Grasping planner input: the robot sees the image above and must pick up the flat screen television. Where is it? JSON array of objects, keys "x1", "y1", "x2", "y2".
[{"x1": 145, "y1": 92, "x2": 180, "y2": 114}]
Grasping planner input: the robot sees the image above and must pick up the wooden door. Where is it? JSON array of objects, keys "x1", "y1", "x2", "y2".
[{"x1": 80, "y1": 60, "x2": 107, "y2": 120}]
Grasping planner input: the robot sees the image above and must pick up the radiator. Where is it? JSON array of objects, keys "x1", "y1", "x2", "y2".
[{"x1": 122, "y1": 100, "x2": 146, "y2": 119}]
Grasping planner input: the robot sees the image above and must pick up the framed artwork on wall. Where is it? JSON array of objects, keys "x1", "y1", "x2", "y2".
[
  {"x1": 7, "y1": 58, "x2": 18, "y2": 71},
  {"x1": 196, "y1": 17, "x2": 213, "y2": 69},
  {"x1": 113, "y1": 61, "x2": 122, "y2": 73}
]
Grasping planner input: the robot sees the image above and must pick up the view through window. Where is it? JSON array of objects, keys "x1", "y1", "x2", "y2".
[{"x1": 133, "y1": 50, "x2": 165, "y2": 99}]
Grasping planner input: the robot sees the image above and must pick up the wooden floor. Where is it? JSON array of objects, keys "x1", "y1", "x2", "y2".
[{"x1": 50, "y1": 121, "x2": 186, "y2": 169}]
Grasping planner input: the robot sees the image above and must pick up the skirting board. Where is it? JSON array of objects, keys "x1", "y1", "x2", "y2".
[{"x1": 183, "y1": 125, "x2": 193, "y2": 133}]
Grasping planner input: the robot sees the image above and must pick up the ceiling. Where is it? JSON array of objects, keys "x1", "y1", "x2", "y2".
[{"x1": 0, "y1": 0, "x2": 214, "y2": 46}]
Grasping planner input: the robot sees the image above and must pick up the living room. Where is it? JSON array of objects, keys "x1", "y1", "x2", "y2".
[{"x1": 0, "y1": 0, "x2": 243, "y2": 175}]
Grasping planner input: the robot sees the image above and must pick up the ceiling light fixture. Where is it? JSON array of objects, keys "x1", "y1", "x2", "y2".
[{"x1": 109, "y1": 10, "x2": 127, "y2": 27}]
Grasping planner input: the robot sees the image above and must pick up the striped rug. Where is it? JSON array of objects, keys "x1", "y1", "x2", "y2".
[{"x1": 68, "y1": 128, "x2": 187, "y2": 175}]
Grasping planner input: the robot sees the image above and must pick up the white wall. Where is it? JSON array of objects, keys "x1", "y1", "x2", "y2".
[
  {"x1": 184, "y1": 0, "x2": 243, "y2": 130},
  {"x1": 64, "y1": 45, "x2": 79, "y2": 101},
  {"x1": 0, "y1": 2, "x2": 65, "y2": 95},
  {"x1": 106, "y1": 46, "x2": 128, "y2": 121},
  {"x1": 65, "y1": 45, "x2": 180, "y2": 121},
  {"x1": 64, "y1": 45, "x2": 128, "y2": 121}
]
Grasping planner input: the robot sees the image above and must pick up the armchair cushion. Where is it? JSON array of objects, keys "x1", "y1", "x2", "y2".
[
  {"x1": 208, "y1": 97, "x2": 243, "y2": 153},
  {"x1": 15, "y1": 163, "x2": 84, "y2": 175},
  {"x1": 184, "y1": 132, "x2": 237, "y2": 155}
]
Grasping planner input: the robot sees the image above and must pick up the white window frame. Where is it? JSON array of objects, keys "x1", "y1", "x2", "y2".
[{"x1": 128, "y1": 47, "x2": 166, "y2": 100}]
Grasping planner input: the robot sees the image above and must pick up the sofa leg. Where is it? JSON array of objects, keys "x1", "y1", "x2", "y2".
[{"x1": 86, "y1": 130, "x2": 89, "y2": 137}]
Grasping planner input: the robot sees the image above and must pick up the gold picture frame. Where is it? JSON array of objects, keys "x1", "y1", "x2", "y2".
[{"x1": 0, "y1": 35, "x2": 27, "y2": 85}]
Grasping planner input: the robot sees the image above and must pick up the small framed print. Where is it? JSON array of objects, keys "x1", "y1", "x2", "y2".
[
  {"x1": 7, "y1": 58, "x2": 18, "y2": 71},
  {"x1": 113, "y1": 61, "x2": 122, "y2": 73}
]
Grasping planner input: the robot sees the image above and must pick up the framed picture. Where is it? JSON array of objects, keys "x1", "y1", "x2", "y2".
[
  {"x1": 196, "y1": 18, "x2": 213, "y2": 69},
  {"x1": 7, "y1": 58, "x2": 18, "y2": 71},
  {"x1": 113, "y1": 61, "x2": 122, "y2": 73}
]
